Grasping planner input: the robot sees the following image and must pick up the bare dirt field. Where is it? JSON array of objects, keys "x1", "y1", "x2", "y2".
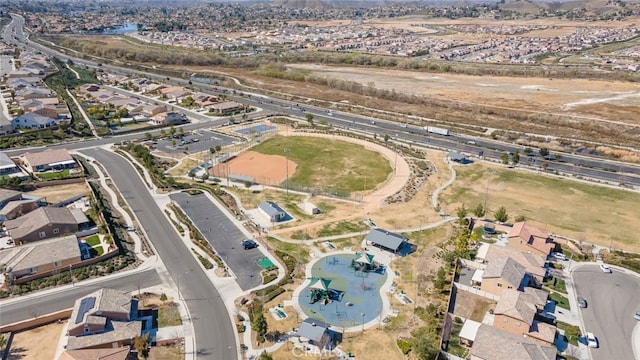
[
  {"x1": 27, "y1": 182, "x2": 90, "y2": 204},
  {"x1": 7, "y1": 321, "x2": 66, "y2": 360},
  {"x1": 451, "y1": 290, "x2": 496, "y2": 323},
  {"x1": 287, "y1": 63, "x2": 640, "y2": 126},
  {"x1": 210, "y1": 151, "x2": 296, "y2": 186}
]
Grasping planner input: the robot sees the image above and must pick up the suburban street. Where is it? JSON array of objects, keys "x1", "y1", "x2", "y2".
[
  {"x1": 0, "y1": 268, "x2": 162, "y2": 326},
  {"x1": 81, "y1": 148, "x2": 238, "y2": 360},
  {"x1": 572, "y1": 265, "x2": 640, "y2": 360},
  {"x1": 170, "y1": 192, "x2": 264, "y2": 291}
]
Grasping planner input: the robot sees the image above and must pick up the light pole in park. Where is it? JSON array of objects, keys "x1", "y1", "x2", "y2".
[
  {"x1": 361, "y1": 312, "x2": 366, "y2": 332},
  {"x1": 284, "y1": 148, "x2": 291, "y2": 196},
  {"x1": 394, "y1": 134, "x2": 398, "y2": 175}
]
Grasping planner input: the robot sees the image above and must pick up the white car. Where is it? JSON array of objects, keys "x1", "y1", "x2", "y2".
[
  {"x1": 600, "y1": 264, "x2": 612, "y2": 273},
  {"x1": 634, "y1": 311, "x2": 640, "y2": 321},
  {"x1": 586, "y1": 332, "x2": 598, "y2": 348},
  {"x1": 551, "y1": 252, "x2": 567, "y2": 261}
]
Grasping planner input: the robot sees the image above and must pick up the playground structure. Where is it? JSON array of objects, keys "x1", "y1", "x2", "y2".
[
  {"x1": 351, "y1": 251, "x2": 380, "y2": 273},
  {"x1": 308, "y1": 278, "x2": 342, "y2": 305}
]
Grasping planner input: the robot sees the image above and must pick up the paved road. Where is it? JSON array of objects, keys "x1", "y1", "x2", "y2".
[
  {"x1": 170, "y1": 192, "x2": 263, "y2": 291},
  {"x1": 7, "y1": 12, "x2": 640, "y2": 188},
  {"x1": 81, "y1": 148, "x2": 237, "y2": 360},
  {"x1": 573, "y1": 265, "x2": 640, "y2": 360},
  {"x1": 0, "y1": 268, "x2": 162, "y2": 326}
]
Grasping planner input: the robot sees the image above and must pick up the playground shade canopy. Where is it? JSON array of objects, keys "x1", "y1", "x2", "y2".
[{"x1": 365, "y1": 228, "x2": 406, "y2": 252}]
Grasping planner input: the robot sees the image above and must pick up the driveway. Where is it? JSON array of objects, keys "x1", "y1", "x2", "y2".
[
  {"x1": 572, "y1": 264, "x2": 640, "y2": 360},
  {"x1": 169, "y1": 192, "x2": 264, "y2": 290}
]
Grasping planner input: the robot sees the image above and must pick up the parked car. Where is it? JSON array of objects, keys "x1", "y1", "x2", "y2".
[
  {"x1": 126, "y1": 226, "x2": 136, "y2": 232},
  {"x1": 577, "y1": 296, "x2": 587, "y2": 308},
  {"x1": 552, "y1": 252, "x2": 568, "y2": 261},
  {"x1": 586, "y1": 332, "x2": 598, "y2": 348},
  {"x1": 600, "y1": 264, "x2": 612, "y2": 273},
  {"x1": 242, "y1": 239, "x2": 258, "y2": 250},
  {"x1": 634, "y1": 311, "x2": 640, "y2": 321}
]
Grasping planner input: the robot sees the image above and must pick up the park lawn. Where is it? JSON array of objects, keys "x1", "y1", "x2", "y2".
[
  {"x1": 250, "y1": 136, "x2": 392, "y2": 192},
  {"x1": 84, "y1": 235, "x2": 100, "y2": 247},
  {"x1": 442, "y1": 162, "x2": 640, "y2": 251}
]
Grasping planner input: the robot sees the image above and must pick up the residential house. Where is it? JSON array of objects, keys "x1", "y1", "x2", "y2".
[
  {"x1": 470, "y1": 324, "x2": 556, "y2": 360},
  {"x1": 0, "y1": 235, "x2": 82, "y2": 284},
  {"x1": 0, "y1": 119, "x2": 13, "y2": 135},
  {"x1": 507, "y1": 222, "x2": 555, "y2": 257},
  {"x1": 493, "y1": 288, "x2": 555, "y2": 344},
  {"x1": 132, "y1": 104, "x2": 166, "y2": 118},
  {"x1": 482, "y1": 244, "x2": 547, "y2": 287},
  {"x1": 480, "y1": 257, "x2": 528, "y2": 296},
  {"x1": 18, "y1": 148, "x2": 77, "y2": 173},
  {"x1": 5, "y1": 206, "x2": 81, "y2": 244},
  {"x1": 0, "y1": 198, "x2": 40, "y2": 221},
  {"x1": 364, "y1": 228, "x2": 407, "y2": 254},
  {"x1": 79, "y1": 84, "x2": 101, "y2": 93},
  {"x1": 16, "y1": 88, "x2": 52, "y2": 100},
  {"x1": 150, "y1": 111, "x2": 188, "y2": 126},
  {"x1": 258, "y1": 201, "x2": 287, "y2": 222},
  {"x1": 59, "y1": 347, "x2": 130, "y2": 360},
  {"x1": 0, "y1": 189, "x2": 23, "y2": 209},
  {"x1": 208, "y1": 101, "x2": 244, "y2": 115},
  {"x1": 32, "y1": 104, "x2": 60, "y2": 119},
  {"x1": 66, "y1": 288, "x2": 142, "y2": 350},
  {"x1": 11, "y1": 112, "x2": 57, "y2": 129}
]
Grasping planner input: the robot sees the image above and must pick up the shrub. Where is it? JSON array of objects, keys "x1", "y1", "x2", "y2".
[{"x1": 397, "y1": 338, "x2": 412, "y2": 354}]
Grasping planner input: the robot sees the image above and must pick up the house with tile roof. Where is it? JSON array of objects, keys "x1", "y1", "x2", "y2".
[
  {"x1": 66, "y1": 288, "x2": 142, "y2": 350},
  {"x1": 59, "y1": 347, "x2": 130, "y2": 360},
  {"x1": 483, "y1": 244, "x2": 547, "y2": 287},
  {"x1": 507, "y1": 222, "x2": 555, "y2": 256},
  {"x1": 492, "y1": 288, "x2": 555, "y2": 345},
  {"x1": 0, "y1": 235, "x2": 83, "y2": 284},
  {"x1": 480, "y1": 257, "x2": 528, "y2": 296},
  {"x1": 4, "y1": 206, "x2": 83, "y2": 244},
  {"x1": 18, "y1": 148, "x2": 77, "y2": 173},
  {"x1": 470, "y1": 324, "x2": 556, "y2": 360},
  {"x1": 11, "y1": 112, "x2": 57, "y2": 129}
]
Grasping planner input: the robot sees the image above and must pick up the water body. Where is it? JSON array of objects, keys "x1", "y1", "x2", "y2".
[{"x1": 104, "y1": 22, "x2": 141, "y2": 35}]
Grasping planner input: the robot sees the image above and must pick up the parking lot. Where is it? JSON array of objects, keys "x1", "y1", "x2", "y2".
[
  {"x1": 572, "y1": 264, "x2": 640, "y2": 360},
  {"x1": 169, "y1": 192, "x2": 264, "y2": 290},
  {"x1": 155, "y1": 129, "x2": 239, "y2": 155}
]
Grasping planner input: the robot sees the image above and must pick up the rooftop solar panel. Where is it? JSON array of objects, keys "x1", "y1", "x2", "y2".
[{"x1": 75, "y1": 296, "x2": 96, "y2": 324}]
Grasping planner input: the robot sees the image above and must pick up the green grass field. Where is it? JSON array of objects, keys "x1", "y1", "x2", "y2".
[
  {"x1": 443, "y1": 163, "x2": 640, "y2": 251},
  {"x1": 84, "y1": 235, "x2": 100, "y2": 246},
  {"x1": 251, "y1": 136, "x2": 392, "y2": 192}
]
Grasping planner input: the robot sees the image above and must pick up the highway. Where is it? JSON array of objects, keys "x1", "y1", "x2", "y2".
[
  {"x1": 81, "y1": 148, "x2": 238, "y2": 360},
  {"x1": 0, "y1": 268, "x2": 162, "y2": 326},
  {"x1": 5, "y1": 13, "x2": 640, "y2": 189},
  {"x1": 573, "y1": 265, "x2": 640, "y2": 360}
]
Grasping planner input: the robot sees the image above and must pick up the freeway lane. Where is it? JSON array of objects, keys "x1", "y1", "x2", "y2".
[
  {"x1": 573, "y1": 265, "x2": 640, "y2": 360},
  {"x1": 82, "y1": 148, "x2": 238, "y2": 360},
  {"x1": 0, "y1": 268, "x2": 162, "y2": 326},
  {"x1": 6, "y1": 13, "x2": 640, "y2": 188}
]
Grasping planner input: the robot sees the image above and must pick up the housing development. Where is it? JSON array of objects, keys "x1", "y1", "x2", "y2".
[{"x1": 0, "y1": 1, "x2": 639, "y2": 360}]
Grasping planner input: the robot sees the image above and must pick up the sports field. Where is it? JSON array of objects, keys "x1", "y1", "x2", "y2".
[
  {"x1": 442, "y1": 163, "x2": 640, "y2": 251},
  {"x1": 250, "y1": 135, "x2": 392, "y2": 192}
]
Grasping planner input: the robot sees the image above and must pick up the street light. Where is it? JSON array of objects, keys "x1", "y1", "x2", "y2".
[
  {"x1": 361, "y1": 312, "x2": 365, "y2": 332},
  {"x1": 284, "y1": 148, "x2": 291, "y2": 195},
  {"x1": 394, "y1": 134, "x2": 398, "y2": 175},
  {"x1": 483, "y1": 169, "x2": 495, "y2": 214}
]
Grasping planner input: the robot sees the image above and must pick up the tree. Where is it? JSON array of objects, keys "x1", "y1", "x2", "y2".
[
  {"x1": 512, "y1": 150, "x2": 520, "y2": 165},
  {"x1": 189, "y1": 170, "x2": 196, "y2": 180},
  {"x1": 214, "y1": 145, "x2": 222, "y2": 152},
  {"x1": 501, "y1": 152, "x2": 509, "y2": 165},
  {"x1": 251, "y1": 304, "x2": 268, "y2": 343},
  {"x1": 384, "y1": 134, "x2": 390, "y2": 143},
  {"x1": 455, "y1": 229, "x2": 471, "y2": 258},
  {"x1": 0, "y1": 334, "x2": 6, "y2": 352},
  {"x1": 539, "y1": 147, "x2": 549, "y2": 157},
  {"x1": 179, "y1": 127, "x2": 184, "y2": 136},
  {"x1": 455, "y1": 204, "x2": 468, "y2": 224},
  {"x1": 515, "y1": 215, "x2": 526, "y2": 222},
  {"x1": 160, "y1": 129, "x2": 166, "y2": 138},
  {"x1": 412, "y1": 332, "x2": 440, "y2": 360},
  {"x1": 472, "y1": 202, "x2": 485, "y2": 218},
  {"x1": 524, "y1": 147, "x2": 533, "y2": 155},
  {"x1": 494, "y1": 206, "x2": 509, "y2": 223},
  {"x1": 258, "y1": 351, "x2": 273, "y2": 360},
  {"x1": 201, "y1": 173, "x2": 209, "y2": 182},
  {"x1": 169, "y1": 127, "x2": 176, "y2": 137},
  {"x1": 209, "y1": 147, "x2": 216, "y2": 154},
  {"x1": 434, "y1": 268, "x2": 446, "y2": 292},
  {"x1": 555, "y1": 154, "x2": 563, "y2": 162},
  {"x1": 145, "y1": 132, "x2": 152, "y2": 140},
  {"x1": 305, "y1": 113, "x2": 314, "y2": 126},
  {"x1": 134, "y1": 333, "x2": 150, "y2": 359}
]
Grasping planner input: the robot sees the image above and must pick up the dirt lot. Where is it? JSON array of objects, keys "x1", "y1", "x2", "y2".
[
  {"x1": 7, "y1": 321, "x2": 66, "y2": 360},
  {"x1": 210, "y1": 151, "x2": 296, "y2": 185},
  {"x1": 451, "y1": 289, "x2": 496, "y2": 323},
  {"x1": 27, "y1": 182, "x2": 90, "y2": 204},
  {"x1": 442, "y1": 162, "x2": 640, "y2": 251}
]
